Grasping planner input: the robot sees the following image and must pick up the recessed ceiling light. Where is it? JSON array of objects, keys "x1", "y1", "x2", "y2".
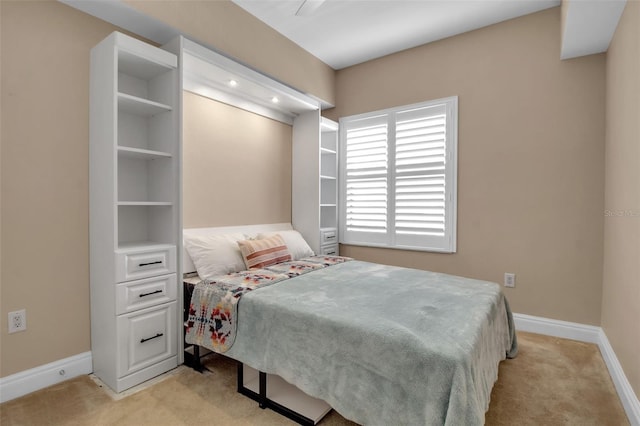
[
  {"x1": 229, "y1": 79, "x2": 238, "y2": 87},
  {"x1": 271, "y1": 96, "x2": 279, "y2": 103}
]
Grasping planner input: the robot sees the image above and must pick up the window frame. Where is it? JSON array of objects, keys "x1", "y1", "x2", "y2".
[{"x1": 338, "y1": 96, "x2": 458, "y2": 253}]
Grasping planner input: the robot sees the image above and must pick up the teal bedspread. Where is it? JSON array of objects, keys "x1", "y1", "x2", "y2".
[{"x1": 224, "y1": 260, "x2": 517, "y2": 426}]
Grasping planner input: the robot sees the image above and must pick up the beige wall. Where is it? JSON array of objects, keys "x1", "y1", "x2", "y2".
[
  {"x1": 0, "y1": 0, "x2": 325, "y2": 379},
  {"x1": 603, "y1": 1, "x2": 640, "y2": 399},
  {"x1": 183, "y1": 92, "x2": 292, "y2": 228},
  {"x1": 0, "y1": 0, "x2": 120, "y2": 377},
  {"x1": 326, "y1": 7, "x2": 606, "y2": 326},
  {"x1": 124, "y1": 0, "x2": 335, "y2": 106}
]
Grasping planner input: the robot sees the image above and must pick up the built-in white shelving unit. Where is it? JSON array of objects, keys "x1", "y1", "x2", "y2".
[
  {"x1": 90, "y1": 32, "x2": 180, "y2": 393},
  {"x1": 89, "y1": 32, "x2": 337, "y2": 416},
  {"x1": 293, "y1": 112, "x2": 339, "y2": 255}
]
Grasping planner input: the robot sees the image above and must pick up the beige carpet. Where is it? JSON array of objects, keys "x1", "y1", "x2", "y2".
[{"x1": 0, "y1": 332, "x2": 629, "y2": 425}]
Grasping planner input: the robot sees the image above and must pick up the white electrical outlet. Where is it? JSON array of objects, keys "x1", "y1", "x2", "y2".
[
  {"x1": 504, "y1": 273, "x2": 516, "y2": 288},
  {"x1": 8, "y1": 309, "x2": 27, "y2": 333}
]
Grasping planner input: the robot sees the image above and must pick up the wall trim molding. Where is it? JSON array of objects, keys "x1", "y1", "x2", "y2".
[
  {"x1": 514, "y1": 313, "x2": 640, "y2": 426},
  {"x1": 513, "y1": 312, "x2": 601, "y2": 343},
  {"x1": 597, "y1": 329, "x2": 640, "y2": 426},
  {"x1": 0, "y1": 351, "x2": 92, "y2": 403}
]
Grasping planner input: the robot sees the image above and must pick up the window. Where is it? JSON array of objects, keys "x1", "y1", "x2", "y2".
[{"x1": 339, "y1": 97, "x2": 457, "y2": 253}]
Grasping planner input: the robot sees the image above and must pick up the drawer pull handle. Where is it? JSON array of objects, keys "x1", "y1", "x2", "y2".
[
  {"x1": 139, "y1": 289, "x2": 163, "y2": 298},
  {"x1": 326, "y1": 251, "x2": 336, "y2": 255},
  {"x1": 140, "y1": 333, "x2": 164, "y2": 343},
  {"x1": 139, "y1": 260, "x2": 162, "y2": 267},
  {"x1": 325, "y1": 235, "x2": 335, "y2": 240}
]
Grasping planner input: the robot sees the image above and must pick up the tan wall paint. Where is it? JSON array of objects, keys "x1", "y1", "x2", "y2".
[
  {"x1": 603, "y1": 1, "x2": 640, "y2": 399},
  {"x1": 124, "y1": 0, "x2": 335, "y2": 106},
  {"x1": 183, "y1": 92, "x2": 292, "y2": 228},
  {"x1": 0, "y1": 0, "x2": 121, "y2": 377},
  {"x1": 326, "y1": 7, "x2": 606, "y2": 325},
  {"x1": 0, "y1": 0, "x2": 303, "y2": 379}
]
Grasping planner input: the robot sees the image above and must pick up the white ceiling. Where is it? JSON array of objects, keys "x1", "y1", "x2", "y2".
[
  {"x1": 232, "y1": 0, "x2": 561, "y2": 69},
  {"x1": 561, "y1": 0, "x2": 626, "y2": 59},
  {"x1": 60, "y1": 0, "x2": 627, "y2": 74}
]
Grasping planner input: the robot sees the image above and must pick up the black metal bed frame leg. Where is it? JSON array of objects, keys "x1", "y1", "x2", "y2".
[
  {"x1": 193, "y1": 345, "x2": 202, "y2": 371},
  {"x1": 259, "y1": 371, "x2": 267, "y2": 409},
  {"x1": 236, "y1": 362, "x2": 315, "y2": 426},
  {"x1": 237, "y1": 362, "x2": 244, "y2": 393}
]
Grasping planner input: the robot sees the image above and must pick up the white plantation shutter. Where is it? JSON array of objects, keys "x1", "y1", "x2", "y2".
[
  {"x1": 343, "y1": 115, "x2": 389, "y2": 244},
  {"x1": 340, "y1": 97, "x2": 457, "y2": 252},
  {"x1": 394, "y1": 105, "x2": 448, "y2": 248}
]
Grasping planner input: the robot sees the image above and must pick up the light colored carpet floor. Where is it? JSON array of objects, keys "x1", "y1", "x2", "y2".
[{"x1": 0, "y1": 332, "x2": 629, "y2": 425}]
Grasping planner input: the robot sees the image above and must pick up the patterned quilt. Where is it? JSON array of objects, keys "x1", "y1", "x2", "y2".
[{"x1": 185, "y1": 255, "x2": 352, "y2": 353}]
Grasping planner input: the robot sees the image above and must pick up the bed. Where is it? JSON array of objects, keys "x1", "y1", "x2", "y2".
[{"x1": 182, "y1": 223, "x2": 517, "y2": 426}]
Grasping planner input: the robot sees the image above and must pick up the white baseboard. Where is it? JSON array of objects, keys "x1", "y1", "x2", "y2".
[
  {"x1": 597, "y1": 330, "x2": 640, "y2": 426},
  {"x1": 513, "y1": 312, "x2": 601, "y2": 343},
  {"x1": 514, "y1": 313, "x2": 640, "y2": 426},
  {"x1": 0, "y1": 351, "x2": 92, "y2": 403}
]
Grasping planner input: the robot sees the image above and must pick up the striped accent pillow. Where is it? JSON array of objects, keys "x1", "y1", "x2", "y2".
[{"x1": 237, "y1": 234, "x2": 292, "y2": 270}]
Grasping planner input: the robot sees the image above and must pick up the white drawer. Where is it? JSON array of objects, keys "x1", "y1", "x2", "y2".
[
  {"x1": 320, "y1": 244, "x2": 339, "y2": 256},
  {"x1": 116, "y1": 274, "x2": 177, "y2": 315},
  {"x1": 116, "y1": 245, "x2": 176, "y2": 282},
  {"x1": 320, "y1": 228, "x2": 337, "y2": 245},
  {"x1": 117, "y1": 303, "x2": 177, "y2": 377}
]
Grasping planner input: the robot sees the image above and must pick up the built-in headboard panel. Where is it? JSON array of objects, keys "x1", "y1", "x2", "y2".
[{"x1": 182, "y1": 223, "x2": 293, "y2": 275}]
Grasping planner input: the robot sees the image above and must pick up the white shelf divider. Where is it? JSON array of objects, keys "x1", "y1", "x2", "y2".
[
  {"x1": 118, "y1": 92, "x2": 172, "y2": 116},
  {"x1": 117, "y1": 201, "x2": 173, "y2": 206},
  {"x1": 117, "y1": 146, "x2": 173, "y2": 160}
]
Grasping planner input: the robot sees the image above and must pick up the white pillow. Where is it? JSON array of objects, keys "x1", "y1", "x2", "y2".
[
  {"x1": 257, "y1": 230, "x2": 314, "y2": 260},
  {"x1": 183, "y1": 233, "x2": 246, "y2": 279}
]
